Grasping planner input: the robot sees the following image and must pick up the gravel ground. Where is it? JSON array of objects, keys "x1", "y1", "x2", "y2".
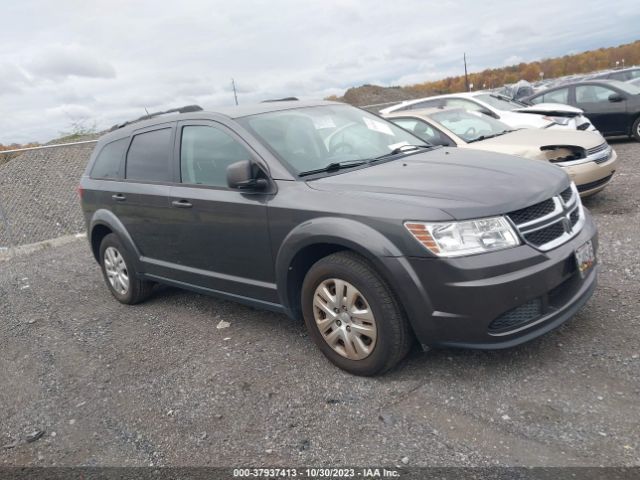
[{"x1": 0, "y1": 140, "x2": 639, "y2": 468}]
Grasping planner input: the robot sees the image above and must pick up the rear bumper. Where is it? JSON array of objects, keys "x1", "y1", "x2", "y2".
[{"x1": 384, "y1": 210, "x2": 598, "y2": 349}]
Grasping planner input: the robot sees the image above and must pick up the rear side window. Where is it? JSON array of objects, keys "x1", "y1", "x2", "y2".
[
  {"x1": 180, "y1": 125, "x2": 251, "y2": 188},
  {"x1": 126, "y1": 128, "x2": 173, "y2": 182},
  {"x1": 91, "y1": 138, "x2": 127, "y2": 179}
]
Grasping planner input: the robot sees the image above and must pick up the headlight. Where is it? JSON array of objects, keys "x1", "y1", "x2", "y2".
[{"x1": 405, "y1": 217, "x2": 520, "y2": 257}]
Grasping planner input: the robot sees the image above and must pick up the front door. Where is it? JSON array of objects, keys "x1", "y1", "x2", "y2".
[
  {"x1": 162, "y1": 120, "x2": 277, "y2": 304},
  {"x1": 574, "y1": 84, "x2": 628, "y2": 135}
]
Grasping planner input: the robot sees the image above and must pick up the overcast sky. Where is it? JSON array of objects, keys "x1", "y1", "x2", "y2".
[{"x1": 1, "y1": 0, "x2": 639, "y2": 144}]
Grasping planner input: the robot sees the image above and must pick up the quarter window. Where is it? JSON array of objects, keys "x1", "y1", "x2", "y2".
[
  {"x1": 180, "y1": 125, "x2": 251, "y2": 188},
  {"x1": 91, "y1": 138, "x2": 127, "y2": 179},
  {"x1": 126, "y1": 128, "x2": 173, "y2": 182}
]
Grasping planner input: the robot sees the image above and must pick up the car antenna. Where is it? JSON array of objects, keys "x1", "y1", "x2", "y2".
[{"x1": 144, "y1": 107, "x2": 150, "y2": 118}]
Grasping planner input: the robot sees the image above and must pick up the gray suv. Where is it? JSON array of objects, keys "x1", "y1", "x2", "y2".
[{"x1": 79, "y1": 101, "x2": 598, "y2": 375}]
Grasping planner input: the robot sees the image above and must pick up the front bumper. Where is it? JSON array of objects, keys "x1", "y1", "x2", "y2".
[
  {"x1": 386, "y1": 210, "x2": 598, "y2": 349},
  {"x1": 564, "y1": 149, "x2": 618, "y2": 197}
]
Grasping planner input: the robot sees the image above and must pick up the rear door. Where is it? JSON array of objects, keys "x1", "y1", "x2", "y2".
[
  {"x1": 162, "y1": 120, "x2": 277, "y2": 303},
  {"x1": 574, "y1": 84, "x2": 628, "y2": 135},
  {"x1": 112, "y1": 123, "x2": 176, "y2": 264}
]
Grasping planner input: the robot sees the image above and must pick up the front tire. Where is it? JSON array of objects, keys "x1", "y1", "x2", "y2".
[
  {"x1": 301, "y1": 251, "x2": 413, "y2": 376},
  {"x1": 99, "y1": 233, "x2": 153, "y2": 305}
]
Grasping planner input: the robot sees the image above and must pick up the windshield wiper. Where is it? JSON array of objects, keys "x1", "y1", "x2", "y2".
[
  {"x1": 373, "y1": 144, "x2": 433, "y2": 160},
  {"x1": 467, "y1": 131, "x2": 513, "y2": 143},
  {"x1": 298, "y1": 160, "x2": 367, "y2": 177}
]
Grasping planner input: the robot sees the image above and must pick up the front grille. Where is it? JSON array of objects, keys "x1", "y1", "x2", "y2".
[
  {"x1": 507, "y1": 184, "x2": 583, "y2": 251},
  {"x1": 507, "y1": 199, "x2": 555, "y2": 224},
  {"x1": 489, "y1": 298, "x2": 543, "y2": 333},
  {"x1": 559, "y1": 186, "x2": 573, "y2": 203},
  {"x1": 569, "y1": 209, "x2": 579, "y2": 226},
  {"x1": 577, "y1": 173, "x2": 614, "y2": 192},
  {"x1": 524, "y1": 222, "x2": 565, "y2": 247},
  {"x1": 587, "y1": 143, "x2": 612, "y2": 164},
  {"x1": 586, "y1": 143, "x2": 608, "y2": 155}
]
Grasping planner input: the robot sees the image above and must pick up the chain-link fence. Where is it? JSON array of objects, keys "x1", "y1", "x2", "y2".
[{"x1": 0, "y1": 141, "x2": 97, "y2": 258}]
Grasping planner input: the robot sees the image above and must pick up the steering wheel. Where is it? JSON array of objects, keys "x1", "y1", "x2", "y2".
[
  {"x1": 463, "y1": 127, "x2": 477, "y2": 138},
  {"x1": 329, "y1": 142, "x2": 354, "y2": 155}
]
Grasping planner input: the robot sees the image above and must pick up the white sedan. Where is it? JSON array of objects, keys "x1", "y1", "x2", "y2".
[{"x1": 379, "y1": 91, "x2": 596, "y2": 132}]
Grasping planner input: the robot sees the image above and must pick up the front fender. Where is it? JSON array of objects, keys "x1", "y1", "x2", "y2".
[
  {"x1": 274, "y1": 217, "x2": 435, "y2": 338},
  {"x1": 275, "y1": 218, "x2": 403, "y2": 295},
  {"x1": 90, "y1": 209, "x2": 142, "y2": 270}
]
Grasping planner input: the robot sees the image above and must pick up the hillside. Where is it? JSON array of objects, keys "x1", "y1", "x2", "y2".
[{"x1": 329, "y1": 39, "x2": 640, "y2": 106}]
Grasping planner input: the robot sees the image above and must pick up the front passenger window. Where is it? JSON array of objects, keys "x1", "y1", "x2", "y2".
[
  {"x1": 180, "y1": 126, "x2": 251, "y2": 188},
  {"x1": 576, "y1": 85, "x2": 617, "y2": 104}
]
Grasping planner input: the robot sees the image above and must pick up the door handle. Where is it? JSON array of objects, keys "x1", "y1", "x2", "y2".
[
  {"x1": 171, "y1": 199, "x2": 193, "y2": 208},
  {"x1": 112, "y1": 193, "x2": 126, "y2": 201}
]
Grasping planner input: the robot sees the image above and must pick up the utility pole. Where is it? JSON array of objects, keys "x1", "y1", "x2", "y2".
[
  {"x1": 231, "y1": 78, "x2": 239, "y2": 106},
  {"x1": 464, "y1": 53, "x2": 469, "y2": 92}
]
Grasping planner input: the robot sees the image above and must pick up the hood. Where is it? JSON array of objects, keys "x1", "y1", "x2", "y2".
[
  {"x1": 467, "y1": 129, "x2": 605, "y2": 157},
  {"x1": 307, "y1": 148, "x2": 569, "y2": 220},
  {"x1": 514, "y1": 102, "x2": 584, "y2": 117}
]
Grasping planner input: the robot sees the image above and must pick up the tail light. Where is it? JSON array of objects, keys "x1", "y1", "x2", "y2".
[{"x1": 76, "y1": 185, "x2": 84, "y2": 199}]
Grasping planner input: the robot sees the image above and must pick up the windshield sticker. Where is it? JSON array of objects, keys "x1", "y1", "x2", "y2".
[
  {"x1": 388, "y1": 141, "x2": 410, "y2": 150},
  {"x1": 312, "y1": 115, "x2": 336, "y2": 129},
  {"x1": 363, "y1": 117, "x2": 394, "y2": 136}
]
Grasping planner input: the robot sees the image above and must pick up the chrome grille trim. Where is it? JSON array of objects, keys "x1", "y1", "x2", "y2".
[
  {"x1": 552, "y1": 142, "x2": 613, "y2": 167},
  {"x1": 507, "y1": 183, "x2": 584, "y2": 252},
  {"x1": 586, "y1": 143, "x2": 609, "y2": 155}
]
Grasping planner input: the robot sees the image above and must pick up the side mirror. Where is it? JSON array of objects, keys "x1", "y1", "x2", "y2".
[
  {"x1": 226, "y1": 160, "x2": 268, "y2": 190},
  {"x1": 608, "y1": 93, "x2": 625, "y2": 103}
]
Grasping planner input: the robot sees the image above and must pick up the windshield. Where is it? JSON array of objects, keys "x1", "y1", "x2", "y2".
[
  {"x1": 474, "y1": 93, "x2": 527, "y2": 111},
  {"x1": 430, "y1": 109, "x2": 513, "y2": 143},
  {"x1": 237, "y1": 105, "x2": 427, "y2": 175}
]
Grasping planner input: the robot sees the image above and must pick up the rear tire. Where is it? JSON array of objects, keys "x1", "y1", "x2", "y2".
[
  {"x1": 301, "y1": 251, "x2": 413, "y2": 376},
  {"x1": 632, "y1": 117, "x2": 640, "y2": 142},
  {"x1": 99, "y1": 233, "x2": 153, "y2": 305}
]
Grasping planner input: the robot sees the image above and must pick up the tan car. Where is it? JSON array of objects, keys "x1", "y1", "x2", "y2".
[{"x1": 385, "y1": 107, "x2": 618, "y2": 197}]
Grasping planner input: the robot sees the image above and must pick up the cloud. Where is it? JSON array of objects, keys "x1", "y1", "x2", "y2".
[
  {"x1": 0, "y1": 0, "x2": 639, "y2": 143},
  {"x1": 0, "y1": 63, "x2": 30, "y2": 95},
  {"x1": 27, "y1": 45, "x2": 116, "y2": 81}
]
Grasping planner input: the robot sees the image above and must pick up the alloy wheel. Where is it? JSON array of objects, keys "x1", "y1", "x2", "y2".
[
  {"x1": 313, "y1": 278, "x2": 377, "y2": 360},
  {"x1": 104, "y1": 246, "x2": 129, "y2": 295}
]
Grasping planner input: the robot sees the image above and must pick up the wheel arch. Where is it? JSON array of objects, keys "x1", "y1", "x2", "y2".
[
  {"x1": 89, "y1": 209, "x2": 141, "y2": 269},
  {"x1": 275, "y1": 217, "x2": 407, "y2": 321}
]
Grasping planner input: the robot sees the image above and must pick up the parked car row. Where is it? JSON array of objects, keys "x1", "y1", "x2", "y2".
[
  {"x1": 384, "y1": 108, "x2": 618, "y2": 197},
  {"x1": 522, "y1": 80, "x2": 640, "y2": 141},
  {"x1": 380, "y1": 91, "x2": 596, "y2": 132},
  {"x1": 377, "y1": 87, "x2": 621, "y2": 196},
  {"x1": 82, "y1": 99, "x2": 600, "y2": 375}
]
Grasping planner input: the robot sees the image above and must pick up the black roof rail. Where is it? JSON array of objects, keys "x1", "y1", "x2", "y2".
[
  {"x1": 110, "y1": 105, "x2": 203, "y2": 131},
  {"x1": 261, "y1": 97, "x2": 299, "y2": 103}
]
